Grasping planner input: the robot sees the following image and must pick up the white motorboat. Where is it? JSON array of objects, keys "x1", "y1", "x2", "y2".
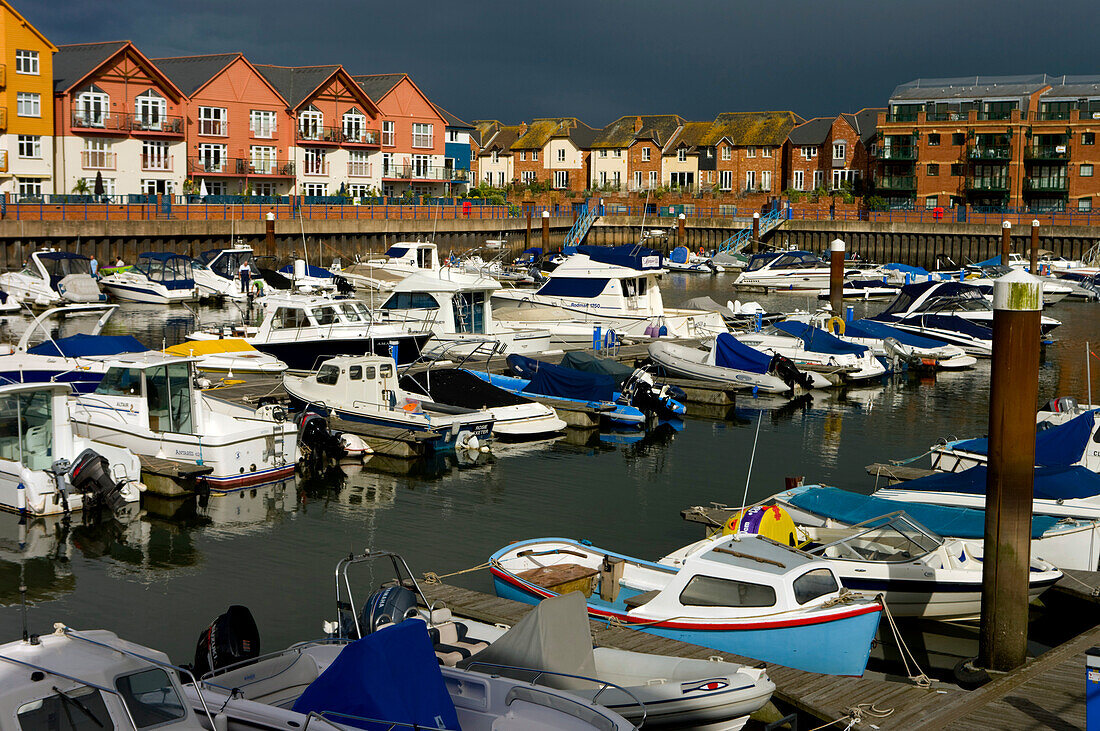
[
  {"x1": 99, "y1": 252, "x2": 197, "y2": 304},
  {"x1": 334, "y1": 550, "x2": 774, "y2": 730},
  {"x1": 788, "y1": 314, "x2": 977, "y2": 371},
  {"x1": 648, "y1": 333, "x2": 829, "y2": 393},
  {"x1": 399, "y1": 367, "x2": 567, "y2": 440},
  {"x1": 0, "y1": 289, "x2": 20, "y2": 313},
  {"x1": 284, "y1": 354, "x2": 495, "y2": 452},
  {"x1": 666, "y1": 245, "x2": 719, "y2": 273},
  {"x1": 163, "y1": 338, "x2": 287, "y2": 375},
  {"x1": 0, "y1": 250, "x2": 105, "y2": 306},
  {"x1": 0, "y1": 381, "x2": 144, "y2": 516},
  {"x1": 70, "y1": 352, "x2": 299, "y2": 489},
  {"x1": 0, "y1": 304, "x2": 150, "y2": 394},
  {"x1": 684, "y1": 504, "x2": 1060, "y2": 620},
  {"x1": 769, "y1": 483, "x2": 1100, "y2": 572},
  {"x1": 192, "y1": 247, "x2": 256, "y2": 300},
  {"x1": 493, "y1": 244, "x2": 728, "y2": 342},
  {"x1": 734, "y1": 250, "x2": 856, "y2": 290},
  {"x1": 339, "y1": 240, "x2": 443, "y2": 292},
  {"x1": 964, "y1": 265, "x2": 1073, "y2": 305},
  {"x1": 737, "y1": 322, "x2": 887, "y2": 384},
  {"x1": 378, "y1": 271, "x2": 552, "y2": 356},
  {"x1": 187, "y1": 294, "x2": 434, "y2": 369}
]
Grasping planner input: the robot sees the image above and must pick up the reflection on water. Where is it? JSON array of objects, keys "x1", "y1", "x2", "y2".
[{"x1": 0, "y1": 277, "x2": 1095, "y2": 668}]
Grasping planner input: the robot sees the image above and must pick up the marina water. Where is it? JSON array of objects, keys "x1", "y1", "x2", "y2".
[{"x1": 0, "y1": 273, "x2": 1096, "y2": 679}]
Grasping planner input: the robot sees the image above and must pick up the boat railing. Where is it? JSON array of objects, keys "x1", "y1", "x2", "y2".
[
  {"x1": 70, "y1": 394, "x2": 135, "y2": 424},
  {"x1": 464, "y1": 661, "x2": 647, "y2": 728},
  {"x1": 333, "y1": 550, "x2": 445, "y2": 640}
]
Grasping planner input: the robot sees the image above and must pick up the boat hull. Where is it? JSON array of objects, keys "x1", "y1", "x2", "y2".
[
  {"x1": 101, "y1": 280, "x2": 194, "y2": 304},
  {"x1": 250, "y1": 333, "x2": 433, "y2": 369},
  {"x1": 648, "y1": 341, "x2": 796, "y2": 393}
]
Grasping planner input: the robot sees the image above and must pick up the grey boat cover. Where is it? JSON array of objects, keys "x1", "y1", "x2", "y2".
[
  {"x1": 682, "y1": 296, "x2": 735, "y2": 320},
  {"x1": 458, "y1": 591, "x2": 597, "y2": 690},
  {"x1": 560, "y1": 350, "x2": 636, "y2": 386}
]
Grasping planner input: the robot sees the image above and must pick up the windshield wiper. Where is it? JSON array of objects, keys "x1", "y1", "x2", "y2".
[{"x1": 52, "y1": 686, "x2": 105, "y2": 728}]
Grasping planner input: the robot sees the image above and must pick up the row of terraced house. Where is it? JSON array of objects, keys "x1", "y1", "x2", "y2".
[{"x1": 0, "y1": 0, "x2": 476, "y2": 201}]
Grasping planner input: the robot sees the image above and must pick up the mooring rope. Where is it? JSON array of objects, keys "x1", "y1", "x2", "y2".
[
  {"x1": 806, "y1": 702, "x2": 895, "y2": 731},
  {"x1": 877, "y1": 593, "x2": 933, "y2": 688},
  {"x1": 422, "y1": 560, "x2": 499, "y2": 585}
]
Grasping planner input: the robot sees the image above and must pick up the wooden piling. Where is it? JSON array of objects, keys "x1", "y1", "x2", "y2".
[
  {"x1": 829, "y1": 238, "x2": 845, "y2": 315},
  {"x1": 1000, "y1": 220, "x2": 1011, "y2": 266},
  {"x1": 677, "y1": 213, "x2": 686, "y2": 248},
  {"x1": 978, "y1": 269, "x2": 1043, "y2": 672},
  {"x1": 525, "y1": 208, "x2": 532, "y2": 248},
  {"x1": 1030, "y1": 219, "x2": 1040, "y2": 274},
  {"x1": 264, "y1": 212, "x2": 275, "y2": 257}
]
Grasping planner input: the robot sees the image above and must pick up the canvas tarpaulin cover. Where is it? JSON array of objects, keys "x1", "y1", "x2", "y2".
[
  {"x1": 951, "y1": 410, "x2": 1096, "y2": 468},
  {"x1": 508, "y1": 354, "x2": 617, "y2": 402},
  {"x1": 712, "y1": 333, "x2": 772, "y2": 374},
  {"x1": 898, "y1": 464, "x2": 1100, "y2": 501}
]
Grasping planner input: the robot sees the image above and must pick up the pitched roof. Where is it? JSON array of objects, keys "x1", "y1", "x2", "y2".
[
  {"x1": 53, "y1": 41, "x2": 128, "y2": 92},
  {"x1": 513, "y1": 118, "x2": 598, "y2": 149},
  {"x1": 890, "y1": 74, "x2": 1054, "y2": 101},
  {"x1": 353, "y1": 73, "x2": 405, "y2": 103},
  {"x1": 704, "y1": 111, "x2": 802, "y2": 147},
  {"x1": 479, "y1": 125, "x2": 524, "y2": 155},
  {"x1": 253, "y1": 64, "x2": 340, "y2": 108},
  {"x1": 0, "y1": 0, "x2": 57, "y2": 52},
  {"x1": 845, "y1": 108, "x2": 883, "y2": 145},
  {"x1": 591, "y1": 115, "x2": 683, "y2": 149},
  {"x1": 788, "y1": 117, "x2": 833, "y2": 146},
  {"x1": 151, "y1": 54, "x2": 241, "y2": 96},
  {"x1": 1043, "y1": 75, "x2": 1100, "y2": 99},
  {"x1": 437, "y1": 106, "x2": 474, "y2": 130},
  {"x1": 664, "y1": 121, "x2": 713, "y2": 153}
]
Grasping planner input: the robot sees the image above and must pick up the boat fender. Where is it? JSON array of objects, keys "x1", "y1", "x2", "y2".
[
  {"x1": 827, "y1": 316, "x2": 846, "y2": 336},
  {"x1": 722, "y1": 505, "x2": 798, "y2": 546}
]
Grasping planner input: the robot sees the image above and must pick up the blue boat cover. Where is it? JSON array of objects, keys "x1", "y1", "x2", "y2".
[
  {"x1": 508, "y1": 354, "x2": 615, "y2": 401},
  {"x1": 788, "y1": 485, "x2": 1059, "y2": 539},
  {"x1": 899, "y1": 464, "x2": 1100, "y2": 501},
  {"x1": 669, "y1": 246, "x2": 690, "y2": 264},
  {"x1": 26, "y1": 334, "x2": 148, "y2": 358},
  {"x1": 774, "y1": 320, "x2": 868, "y2": 356},
  {"x1": 577, "y1": 245, "x2": 662, "y2": 270},
  {"x1": 291, "y1": 619, "x2": 459, "y2": 731},
  {"x1": 952, "y1": 410, "x2": 1096, "y2": 468},
  {"x1": 278, "y1": 263, "x2": 334, "y2": 278},
  {"x1": 883, "y1": 263, "x2": 931, "y2": 276},
  {"x1": 38, "y1": 252, "x2": 88, "y2": 261},
  {"x1": 975, "y1": 254, "x2": 1006, "y2": 267},
  {"x1": 713, "y1": 333, "x2": 772, "y2": 374},
  {"x1": 536, "y1": 277, "x2": 609, "y2": 298},
  {"x1": 521, "y1": 247, "x2": 543, "y2": 257},
  {"x1": 845, "y1": 319, "x2": 946, "y2": 349}
]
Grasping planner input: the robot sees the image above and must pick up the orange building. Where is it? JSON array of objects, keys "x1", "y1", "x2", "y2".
[{"x1": 1, "y1": 0, "x2": 56, "y2": 199}]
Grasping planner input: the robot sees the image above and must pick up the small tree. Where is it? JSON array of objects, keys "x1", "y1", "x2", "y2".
[{"x1": 72, "y1": 179, "x2": 90, "y2": 196}]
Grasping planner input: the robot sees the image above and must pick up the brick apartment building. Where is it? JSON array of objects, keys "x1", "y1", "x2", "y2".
[
  {"x1": 876, "y1": 74, "x2": 1100, "y2": 212},
  {"x1": 786, "y1": 110, "x2": 880, "y2": 194}
]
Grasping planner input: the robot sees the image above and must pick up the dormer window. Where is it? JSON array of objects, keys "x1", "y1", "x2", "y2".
[
  {"x1": 75, "y1": 85, "x2": 109, "y2": 127},
  {"x1": 135, "y1": 89, "x2": 167, "y2": 131},
  {"x1": 677, "y1": 148, "x2": 687, "y2": 162}
]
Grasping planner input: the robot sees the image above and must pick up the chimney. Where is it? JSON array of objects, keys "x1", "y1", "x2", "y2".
[
  {"x1": 519, "y1": 121, "x2": 528, "y2": 134},
  {"x1": 634, "y1": 116, "x2": 643, "y2": 133}
]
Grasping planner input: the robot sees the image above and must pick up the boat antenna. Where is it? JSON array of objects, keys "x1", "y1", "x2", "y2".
[
  {"x1": 733, "y1": 412, "x2": 764, "y2": 541},
  {"x1": 633, "y1": 190, "x2": 651, "y2": 256}
]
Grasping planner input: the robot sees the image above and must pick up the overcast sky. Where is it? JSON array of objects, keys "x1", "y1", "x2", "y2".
[{"x1": 32, "y1": 0, "x2": 1097, "y2": 126}]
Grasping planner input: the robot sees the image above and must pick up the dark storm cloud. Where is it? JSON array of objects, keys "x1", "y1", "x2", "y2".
[{"x1": 33, "y1": 0, "x2": 1097, "y2": 126}]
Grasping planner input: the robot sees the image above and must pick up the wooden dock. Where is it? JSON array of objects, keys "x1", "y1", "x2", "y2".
[{"x1": 137, "y1": 455, "x2": 213, "y2": 497}]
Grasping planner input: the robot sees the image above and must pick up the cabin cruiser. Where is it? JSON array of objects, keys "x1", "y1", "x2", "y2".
[
  {"x1": 963, "y1": 264, "x2": 1073, "y2": 305},
  {"x1": 339, "y1": 240, "x2": 442, "y2": 292},
  {"x1": 676, "y1": 505, "x2": 1059, "y2": 621},
  {"x1": 163, "y1": 338, "x2": 287, "y2": 375},
  {"x1": 0, "y1": 250, "x2": 104, "y2": 306},
  {"x1": 70, "y1": 352, "x2": 299, "y2": 489},
  {"x1": 0, "y1": 304, "x2": 150, "y2": 393},
  {"x1": 331, "y1": 549, "x2": 774, "y2": 729},
  {"x1": 493, "y1": 245, "x2": 727, "y2": 341},
  {"x1": 490, "y1": 534, "x2": 882, "y2": 676},
  {"x1": 789, "y1": 314, "x2": 977, "y2": 371},
  {"x1": 736, "y1": 321, "x2": 887, "y2": 384},
  {"x1": 99, "y1": 252, "x2": 197, "y2": 304},
  {"x1": 284, "y1": 354, "x2": 494, "y2": 452},
  {"x1": 0, "y1": 382, "x2": 144, "y2": 516},
  {"x1": 377, "y1": 271, "x2": 551, "y2": 356},
  {"x1": 648, "y1": 332, "x2": 829, "y2": 393},
  {"x1": 734, "y1": 250, "x2": 857, "y2": 290},
  {"x1": 187, "y1": 294, "x2": 434, "y2": 368},
  {"x1": 192, "y1": 247, "x2": 256, "y2": 300}
]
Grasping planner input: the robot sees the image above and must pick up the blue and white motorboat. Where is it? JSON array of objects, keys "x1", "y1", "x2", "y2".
[
  {"x1": 737, "y1": 321, "x2": 886, "y2": 383},
  {"x1": 770, "y1": 483, "x2": 1100, "y2": 572},
  {"x1": 99, "y1": 252, "x2": 197, "y2": 304},
  {"x1": 0, "y1": 305, "x2": 149, "y2": 393},
  {"x1": 283, "y1": 354, "x2": 495, "y2": 452},
  {"x1": 830, "y1": 318, "x2": 977, "y2": 371},
  {"x1": 648, "y1": 332, "x2": 830, "y2": 393},
  {"x1": 0, "y1": 250, "x2": 105, "y2": 306},
  {"x1": 471, "y1": 367, "x2": 646, "y2": 428},
  {"x1": 734, "y1": 250, "x2": 855, "y2": 290},
  {"x1": 666, "y1": 246, "x2": 717, "y2": 273},
  {"x1": 490, "y1": 535, "x2": 883, "y2": 676}
]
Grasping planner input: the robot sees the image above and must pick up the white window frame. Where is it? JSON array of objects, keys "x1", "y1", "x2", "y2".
[
  {"x1": 746, "y1": 147, "x2": 756, "y2": 158},
  {"x1": 522, "y1": 170, "x2": 536, "y2": 183},
  {"x1": 82, "y1": 139, "x2": 113, "y2": 170},
  {"x1": 17, "y1": 179, "x2": 43, "y2": 200},
  {"x1": 633, "y1": 171, "x2": 642, "y2": 189},
  {"x1": 382, "y1": 121, "x2": 395, "y2": 146},
  {"x1": 677, "y1": 148, "x2": 687, "y2": 162},
  {"x1": 198, "y1": 106, "x2": 227, "y2": 136},
  {"x1": 75, "y1": 89, "x2": 109, "y2": 126},
  {"x1": 496, "y1": 171, "x2": 504, "y2": 187},
  {"x1": 761, "y1": 170, "x2": 772, "y2": 192},
  {"x1": 793, "y1": 170, "x2": 804, "y2": 191},
  {"x1": 648, "y1": 170, "x2": 658, "y2": 188},
  {"x1": 532, "y1": 149, "x2": 539, "y2": 161},
  {"x1": 613, "y1": 149, "x2": 621, "y2": 158},
  {"x1": 81, "y1": 176, "x2": 115, "y2": 195},
  {"x1": 15, "y1": 50, "x2": 39, "y2": 75},
  {"x1": 253, "y1": 181, "x2": 276, "y2": 197},
  {"x1": 745, "y1": 170, "x2": 757, "y2": 190},
  {"x1": 250, "y1": 110, "x2": 277, "y2": 139},
  {"x1": 411, "y1": 154, "x2": 431, "y2": 177},
  {"x1": 612, "y1": 171, "x2": 621, "y2": 187},
  {"x1": 446, "y1": 129, "x2": 460, "y2": 143},
  {"x1": 721, "y1": 146, "x2": 731, "y2": 161},
  {"x1": 762, "y1": 147, "x2": 773, "y2": 158},
  {"x1": 303, "y1": 148, "x2": 328, "y2": 176},
  {"x1": 801, "y1": 146, "x2": 817, "y2": 159},
  {"x1": 719, "y1": 170, "x2": 732, "y2": 191},
  {"x1": 302, "y1": 182, "x2": 327, "y2": 197},
  {"x1": 599, "y1": 149, "x2": 607, "y2": 158},
  {"x1": 557, "y1": 147, "x2": 566, "y2": 163},
  {"x1": 250, "y1": 145, "x2": 276, "y2": 174},
  {"x1": 641, "y1": 147, "x2": 651, "y2": 162},
  {"x1": 141, "y1": 179, "x2": 174, "y2": 195},
  {"x1": 141, "y1": 140, "x2": 171, "y2": 171},
  {"x1": 16, "y1": 92, "x2": 40, "y2": 118},
  {"x1": 412, "y1": 123, "x2": 433, "y2": 148},
  {"x1": 813, "y1": 170, "x2": 824, "y2": 189},
  {"x1": 342, "y1": 110, "x2": 366, "y2": 142},
  {"x1": 598, "y1": 171, "x2": 607, "y2": 185},
  {"x1": 554, "y1": 170, "x2": 568, "y2": 189},
  {"x1": 134, "y1": 91, "x2": 166, "y2": 130},
  {"x1": 198, "y1": 143, "x2": 227, "y2": 173},
  {"x1": 16, "y1": 135, "x2": 41, "y2": 159},
  {"x1": 833, "y1": 142, "x2": 846, "y2": 160},
  {"x1": 520, "y1": 151, "x2": 526, "y2": 161},
  {"x1": 298, "y1": 107, "x2": 324, "y2": 140}
]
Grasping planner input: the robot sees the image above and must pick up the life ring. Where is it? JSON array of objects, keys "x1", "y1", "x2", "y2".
[{"x1": 827, "y1": 316, "x2": 845, "y2": 336}]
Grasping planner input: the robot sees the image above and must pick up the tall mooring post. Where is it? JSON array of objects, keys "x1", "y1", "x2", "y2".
[
  {"x1": 525, "y1": 207, "x2": 532, "y2": 248},
  {"x1": 1000, "y1": 220, "x2": 1012, "y2": 266},
  {"x1": 751, "y1": 212, "x2": 760, "y2": 254},
  {"x1": 1030, "y1": 219, "x2": 1040, "y2": 274},
  {"x1": 678, "y1": 212, "x2": 686, "y2": 248},
  {"x1": 829, "y1": 238, "x2": 845, "y2": 314},
  {"x1": 978, "y1": 268, "x2": 1043, "y2": 672},
  {"x1": 265, "y1": 211, "x2": 276, "y2": 257},
  {"x1": 541, "y1": 210, "x2": 550, "y2": 249}
]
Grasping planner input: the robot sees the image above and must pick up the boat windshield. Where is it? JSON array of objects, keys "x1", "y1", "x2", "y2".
[
  {"x1": 0, "y1": 389, "x2": 54, "y2": 471},
  {"x1": 745, "y1": 253, "x2": 781, "y2": 273},
  {"x1": 115, "y1": 668, "x2": 187, "y2": 728},
  {"x1": 18, "y1": 685, "x2": 115, "y2": 731},
  {"x1": 771, "y1": 252, "x2": 823, "y2": 269},
  {"x1": 337, "y1": 302, "x2": 365, "y2": 322},
  {"x1": 812, "y1": 513, "x2": 942, "y2": 562},
  {"x1": 916, "y1": 291, "x2": 990, "y2": 313},
  {"x1": 39, "y1": 255, "x2": 93, "y2": 278}
]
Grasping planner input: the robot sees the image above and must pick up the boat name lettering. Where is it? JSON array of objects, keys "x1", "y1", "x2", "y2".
[
  {"x1": 641, "y1": 256, "x2": 660, "y2": 268},
  {"x1": 173, "y1": 449, "x2": 199, "y2": 458}
]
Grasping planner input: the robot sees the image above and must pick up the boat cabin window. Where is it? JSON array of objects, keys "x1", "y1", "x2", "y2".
[
  {"x1": 313, "y1": 306, "x2": 339, "y2": 326},
  {"x1": 146, "y1": 363, "x2": 193, "y2": 434},
  {"x1": 536, "y1": 277, "x2": 609, "y2": 298},
  {"x1": 381, "y1": 292, "x2": 439, "y2": 310},
  {"x1": 364, "y1": 366, "x2": 377, "y2": 379},
  {"x1": 679, "y1": 574, "x2": 776, "y2": 608},
  {"x1": 0, "y1": 389, "x2": 55, "y2": 471},
  {"x1": 793, "y1": 568, "x2": 839, "y2": 605},
  {"x1": 349, "y1": 365, "x2": 362, "y2": 380},
  {"x1": 41, "y1": 256, "x2": 94, "y2": 279},
  {"x1": 452, "y1": 291, "x2": 486, "y2": 334},
  {"x1": 18, "y1": 686, "x2": 115, "y2": 731},
  {"x1": 623, "y1": 277, "x2": 648, "y2": 297},
  {"x1": 19, "y1": 263, "x2": 42, "y2": 279},
  {"x1": 338, "y1": 303, "x2": 364, "y2": 322},
  {"x1": 116, "y1": 668, "x2": 186, "y2": 728},
  {"x1": 384, "y1": 246, "x2": 409, "y2": 259},
  {"x1": 96, "y1": 367, "x2": 144, "y2": 397},
  {"x1": 272, "y1": 308, "x2": 309, "y2": 330},
  {"x1": 379, "y1": 364, "x2": 393, "y2": 378},
  {"x1": 745, "y1": 254, "x2": 779, "y2": 273},
  {"x1": 316, "y1": 364, "x2": 340, "y2": 385},
  {"x1": 417, "y1": 247, "x2": 432, "y2": 269}
]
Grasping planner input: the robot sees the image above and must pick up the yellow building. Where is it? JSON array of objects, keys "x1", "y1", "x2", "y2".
[{"x1": 0, "y1": 0, "x2": 54, "y2": 199}]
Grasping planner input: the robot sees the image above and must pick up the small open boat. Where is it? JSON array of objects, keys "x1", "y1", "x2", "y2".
[
  {"x1": 490, "y1": 535, "x2": 882, "y2": 676},
  {"x1": 648, "y1": 332, "x2": 829, "y2": 393},
  {"x1": 738, "y1": 321, "x2": 887, "y2": 384}
]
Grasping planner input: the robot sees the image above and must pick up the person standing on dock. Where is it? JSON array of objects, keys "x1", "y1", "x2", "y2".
[
  {"x1": 89, "y1": 255, "x2": 98, "y2": 279},
  {"x1": 239, "y1": 260, "x2": 251, "y2": 297}
]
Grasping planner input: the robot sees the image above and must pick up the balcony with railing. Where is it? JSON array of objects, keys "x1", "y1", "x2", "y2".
[
  {"x1": 297, "y1": 125, "x2": 379, "y2": 146},
  {"x1": 301, "y1": 160, "x2": 331, "y2": 177},
  {"x1": 1036, "y1": 110, "x2": 1072, "y2": 121},
  {"x1": 1026, "y1": 145, "x2": 1070, "y2": 161},
  {"x1": 965, "y1": 176, "x2": 1010, "y2": 191},
  {"x1": 243, "y1": 158, "x2": 295, "y2": 176},
  {"x1": 1024, "y1": 177, "x2": 1068, "y2": 192},
  {"x1": 347, "y1": 161, "x2": 373, "y2": 178},
  {"x1": 188, "y1": 156, "x2": 294, "y2": 176},
  {"x1": 878, "y1": 147, "x2": 917, "y2": 161},
  {"x1": 885, "y1": 111, "x2": 918, "y2": 123},
  {"x1": 81, "y1": 150, "x2": 116, "y2": 170},
  {"x1": 875, "y1": 174, "x2": 916, "y2": 190},
  {"x1": 967, "y1": 145, "x2": 1011, "y2": 161},
  {"x1": 72, "y1": 112, "x2": 129, "y2": 133},
  {"x1": 380, "y1": 164, "x2": 456, "y2": 181},
  {"x1": 130, "y1": 114, "x2": 184, "y2": 136},
  {"x1": 197, "y1": 119, "x2": 228, "y2": 137},
  {"x1": 71, "y1": 112, "x2": 184, "y2": 136},
  {"x1": 976, "y1": 110, "x2": 1014, "y2": 121},
  {"x1": 141, "y1": 154, "x2": 173, "y2": 172}
]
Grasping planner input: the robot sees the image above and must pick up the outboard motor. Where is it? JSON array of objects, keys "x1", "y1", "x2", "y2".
[
  {"x1": 334, "y1": 275, "x2": 355, "y2": 295},
  {"x1": 192, "y1": 605, "x2": 261, "y2": 677},
  {"x1": 620, "y1": 368, "x2": 686, "y2": 420},
  {"x1": 69, "y1": 449, "x2": 128, "y2": 512},
  {"x1": 298, "y1": 411, "x2": 342, "y2": 463},
  {"x1": 356, "y1": 586, "x2": 418, "y2": 638},
  {"x1": 1043, "y1": 396, "x2": 1079, "y2": 414},
  {"x1": 769, "y1": 353, "x2": 814, "y2": 392}
]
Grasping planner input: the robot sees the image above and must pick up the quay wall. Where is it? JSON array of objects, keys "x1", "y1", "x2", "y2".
[
  {"x1": 590, "y1": 216, "x2": 1100, "y2": 268},
  {"x1": 0, "y1": 217, "x2": 574, "y2": 270}
]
